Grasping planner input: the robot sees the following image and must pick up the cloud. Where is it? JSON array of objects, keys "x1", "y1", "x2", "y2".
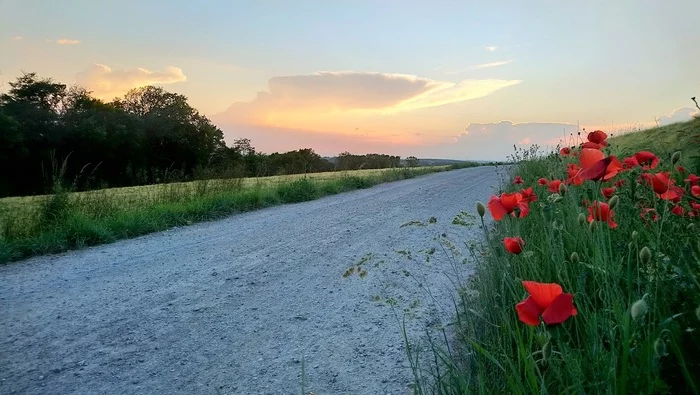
[
  {"x1": 11, "y1": 36, "x2": 23, "y2": 41},
  {"x1": 56, "y1": 38, "x2": 80, "y2": 45},
  {"x1": 218, "y1": 71, "x2": 521, "y2": 128},
  {"x1": 443, "y1": 60, "x2": 513, "y2": 75},
  {"x1": 75, "y1": 63, "x2": 187, "y2": 100},
  {"x1": 656, "y1": 107, "x2": 696, "y2": 126},
  {"x1": 485, "y1": 46, "x2": 498, "y2": 52}
]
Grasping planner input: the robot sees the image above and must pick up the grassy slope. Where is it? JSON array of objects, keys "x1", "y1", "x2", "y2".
[{"x1": 609, "y1": 118, "x2": 700, "y2": 164}]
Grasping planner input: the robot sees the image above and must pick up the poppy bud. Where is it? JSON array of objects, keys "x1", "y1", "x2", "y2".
[
  {"x1": 554, "y1": 196, "x2": 563, "y2": 203},
  {"x1": 608, "y1": 195, "x2": 619, "y2": 210},
  {"x1": 578, "y1": 213, "x2": 586, "y2": 226},
  {"x1": 559, "y1": 183, "x2": 567, "y2": 196},
  {"x1": 632, "y1": 230, "x2": 638, "y2": 240},
  {"x1": 589, "y1": 220, "x2": 597, "y2": 232},
  {"x1": 639, "y1": 247, "x2": 652, "y2": 265},
  {"x1": 476, "y1": 202, "x2": 485, "y2": 218},
  {"x1": 630, "y1": 299, "x2": 648, "y2": 321},
  {"x1": 570, "y1": 252, "x2": 580, "y2": 263},
  {"x1": 654, "y1": 338, "x2": 667, "y2": 358},
  {"x1": 671, "y1": 151, "x2": 681, "y2": 165},
  {"x1": 696, "y1": 304, "x2": 700, "y2": 321}
]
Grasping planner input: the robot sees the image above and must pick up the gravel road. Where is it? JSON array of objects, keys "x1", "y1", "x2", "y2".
[{"x1": 0, "y1": 166, "x2": 502, "y2": 395}]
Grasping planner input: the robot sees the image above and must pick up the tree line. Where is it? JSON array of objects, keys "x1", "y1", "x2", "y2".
[{"x1": 0, "y1": 73, "x2": 408, "y2": 198}]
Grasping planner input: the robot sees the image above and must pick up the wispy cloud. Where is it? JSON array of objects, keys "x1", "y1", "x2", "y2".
[
  {"x1": 485, "y1": 46, "x2": 498, "y2": 52},
  {"x1": 56, "y1": 38, "x2": 80, "y2": 45},
  {"x1": 443, "y1": 60, "x2": 513, "y2": 75},
  {"x1": 11, "y1": 36, "x2": 23, "y2": 41},
  {"x1": 75, "y1": 63, "x2": 187, "y2": 100}
]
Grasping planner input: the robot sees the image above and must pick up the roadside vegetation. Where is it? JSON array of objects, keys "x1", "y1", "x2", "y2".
[{"x1": 412, "y1": 119, "x2": 700, "y2": 394}]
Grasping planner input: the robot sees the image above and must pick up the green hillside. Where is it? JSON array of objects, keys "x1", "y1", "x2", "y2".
[{"x1": 608, "y1": 118, "x2": 700, "y2": 166}]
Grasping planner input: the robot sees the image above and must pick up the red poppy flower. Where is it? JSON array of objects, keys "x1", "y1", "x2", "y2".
[
  {"x1": 560, "y1": 147, "x2": 572, "y2": 156},
  {"x1": 602, "y1": 187, "x2": 615, "y2": 199},
  {"x1": 581, "y1": 141, "x2": 604, "y2": 150},
  {"x1": 513, "y1": 176, "x2": 524, "y2": 184},
  {"x1": 686, "y1": 174, "x2": 700, "y2": 185},
  {"x1": 566, "y1": 163, "x2": 583, "y2": 185},
  {"x1": 677, "y1": 166, "x2": 686, "y2": 173},
  {"x1": 641, "y1": 172, "x2": 684, "y2": 201},
  {"x1": 503, "y1": 237, "x2": 525, "y2": 254},
  {"x1": 548, "y1": 179, "x2": 563, "y2": 193},
  {"x1": 577, "y1": 156, "x2": 622, "y2": 182},
  {"x1": 692, "y1": 185, "x2": 700, "y2": 198},
  {"x1": 640, "y1": 208, "x2": 660, "y2": 222},
  {"x1": 587, "y1": 130, "x2": 608, "y2": 146},
  {"x1": 691, "y1": 202, "x2": 700, "y2": 213},
  {"x1": 580, "y1": 148, "x2": 605, "y2": 169},
  {"x1": 488, "y1": 192, "x2": 529, "y2": 220},
  {"x1": 587, "y1": 201, "x2": 617, "y2": 228},
  {"x1": 623, "y1": 156, "x2": 639, "y2": 170},
  {"x1": 515, "y1": 281, "x2": 577, "y2": 326},
  {"x1": 521, "y1": 187, "x2": 538, "y2": 203},
  {"x1": 614, "y1": 179, "x2": 626, "y2": 188},
  {"x1": 633, "y1": 151, "x2": 659, "y2": 170},
  {"x1": 671, "y1": 205, "x2": 685, "y2": 216},
  {"x1": 538, "y1": 177, "x2": 548, "y2": 186}
]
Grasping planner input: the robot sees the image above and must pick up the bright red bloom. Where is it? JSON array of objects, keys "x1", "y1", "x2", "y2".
[
  {"x1": 671, "y1": 205, "x2": 685, "y2": 216},
  {"x1": 581, "y1": 141, "x2": 604, "y2": 150},
  {"x1": 504, "y1": 237, "x2": 525, "y2": 254},
  {"x1": 677, "y1": 166, "x2": 686, "y2": 173},
  {"x1": 623, "y1": 156, "x2": 639, "y2": 170},
  {"x1": 488, "y1": 192, "x2": 529, "y2": 221},
  {"x1": 513, "y1": 176, "x2": 524, "y2": 184},
  {"x1": 633, "y1": 151, "x2": 659, "y2": 170},
  {"x1": 686, "y1": 174, "x2": 700, "y2": 185},
  {"x1": 692, "y1": 185, "x2": 700, "y2": 198},
  {"x1": 641, "y1": 172, "x2": 684, "y2": 201},
  {"x1": 587, "y1": 130, "x2": 608, "y2": 146},
  {"x1": 577, "y1": 156, "x2": 622, "y2": 182},
  {"x1": 515, "y1": 281, "x2": 577, "y2": 326},
  {"x1": 580, "y1": 148, "x2": 605, "y2": 169},
  {"x1": 587, "y1": 201, "x2": 618, "y2": 228},
  {"x1": 548, "y1": 179, "x2": 563, "y2": 193},
  {"x1": 537, "y1": 177, "x2": 548, "y2": 186},
  {"x1": 520, "y1": 187, "x2": 538, "y2": 203},
  {"x1": 691, "y1": 202, "x2": 700, "y2": 214},
  {"x1": 560, "y1": 147, "x2": 572, "y2": 156},
  {"x1": 602, "y1": 187, "x2": 615, "y2": 199},
  {"x1": 614, "y1": 179, "x2": 626, "y2": 188}
]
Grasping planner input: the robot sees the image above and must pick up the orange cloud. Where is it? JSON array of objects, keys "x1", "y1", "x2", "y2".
[
  {"x1": 75, "y1": 63, "x2": 187, "y2": 100},
  {"x1": 56, "y1": 38, "x2": 80, "y2": 45}
]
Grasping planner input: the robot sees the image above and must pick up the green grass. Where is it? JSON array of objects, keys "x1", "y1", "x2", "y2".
[
  {"x1": 0, "y1": 164, "x2": 481, "y2": 264},
  {"x1": 410, "y1": 121, "x2": 700, "y2": 394}
]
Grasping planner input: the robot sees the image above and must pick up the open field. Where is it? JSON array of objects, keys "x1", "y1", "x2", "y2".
[{"x1": 0, "y1": 166, "x2": 502, "y2": 394}]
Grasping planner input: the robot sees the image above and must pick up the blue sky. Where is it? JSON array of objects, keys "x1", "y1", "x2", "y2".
[{"x1": 1, "y1": 1, "x2": 699, "y2": 159}]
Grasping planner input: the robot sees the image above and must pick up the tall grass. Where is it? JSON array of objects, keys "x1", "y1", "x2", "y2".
[
  {"x1": 0, "y1": 165, "x2": 479, "y2": 263},
  {"x1": 412, "y1": 142, "x2": 700, "y2": 393}
]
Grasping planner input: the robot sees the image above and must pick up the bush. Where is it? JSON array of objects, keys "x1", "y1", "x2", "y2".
[{"x1": 276, "y1": 178, "x2": 319, "y2": 203}]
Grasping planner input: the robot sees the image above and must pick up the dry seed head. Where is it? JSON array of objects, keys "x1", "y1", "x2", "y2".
[
  {"x1": 630, "y1": 299, "x2": 648, "y2": 321},
  {"x1": 559, "y1": 183, "x2": 567, "y2": 196},
  {"x1": 476, "y1": 202, "x2": 486, "y2": 218},
  {"x1": 671, "y1": 151, "x2": 681, "y2": 165},
  {"x1": 578, "y1": 213, "x2": 587, "y2": 226},
  {"x1": 639, "y1": 247, "x2": 652, "y2": 265},
  {"x1": 608, "y1": 195, "x2": 619, "y2": 210},
  {"x1": 654, "y1": 338, "x2": 667, "y2": 358},
  {"x1": 570, "y1": 252, "x2": 580, "y2": 264}
]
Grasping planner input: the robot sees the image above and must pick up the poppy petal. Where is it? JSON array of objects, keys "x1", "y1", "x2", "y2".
[
  {"x1": 522, "y1": 281, "x2": 562, "y2": 310},
  {"x1": 580, "y1": 148, "x2": 605, "y2": 169},
  {"x1": 487, "y1": 196, "x2": 507, "y2": 221},
  {"x1": 541, "y1": 292, "x2": 576, "y2": 325},
  {"x1": 515, "y1": 296, "x2": 542, "y2": 326}
]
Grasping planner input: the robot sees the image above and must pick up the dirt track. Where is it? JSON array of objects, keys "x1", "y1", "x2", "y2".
[{"x1": 0, "y1": 166, "x2": 502, "y2": 394}]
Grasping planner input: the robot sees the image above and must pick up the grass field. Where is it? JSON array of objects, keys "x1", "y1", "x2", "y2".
[
  {"x1": 0, "y1": 164, "x2": 476, "y2": 263},
  {"x1": 411, "y1": 120, "x2": 700, "y2": 393}
]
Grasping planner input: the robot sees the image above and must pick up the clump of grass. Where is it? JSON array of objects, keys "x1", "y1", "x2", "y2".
[
  {"x1": 277, "y1": 178, "x2": 319, "y2": 203},
  {"x1": 413, "y1": 123, "x2": 700, "y2": 394}
]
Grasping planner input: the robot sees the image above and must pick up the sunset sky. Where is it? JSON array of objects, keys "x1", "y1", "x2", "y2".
[{"x1": 1, "y1": 1, "x2": 699, "y2": 160}]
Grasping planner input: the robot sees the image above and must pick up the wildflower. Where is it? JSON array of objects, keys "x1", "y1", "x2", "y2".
[
  {"x1": 640, "y1": 208, "x2": 660, "y2": 222},
  {"x1": 630, "y1": 299, "x2": 648, "y2": 321},
  {"x1": 685, "y1": 174, "x2": 700, "y2": 185},
  {"x1": 548, "y1": 179, "x2": 563, "y2": 193},
  {"x1": 633, "y1": 151, "x2": 660, "y2": 170},
  {"x1": 488, "y1": 192, "x2": 529, "y2": 220},
  {"x1": 515, "y1": 281, "x2": 577, "y2": 326},
  {"x1": 614, "y1": 179, "x2": 626, "y2": 188},
  {"x1": 587, "y1": 130, "x2": 608, "y2": 146},
  {"x1": 580, "y1": 148, "x2": 605, "y2": 169},
  {"x1": 566, "y1": 163, "x2": 583, "y2": 185},
  {"x1": 578, "y1": 156, "x2": 622, "y2": 182},
  {"x1": 639, "y1": 246, "x2": 652, "y2": 265},
  {"x1": 581, "y1": 141, "x2": 603, "y2": 150},
  {"x1": 671, "y1": 205, "x2": 685, "y2": 216},
  {"x1": 602, "y1": 187, "x2": 615, "y2": 199},
  {"x1": 537, "y1": 177, "x2": 548, "y2": 186},
  {"x1": 692, "y1": 185, "x2": 700, "y2": 198},
  {"x1": 677, "y1": 165, "x2": 686, "y2": 173},
  {"x1": 513, "y1": 176, "x2": 524, "y2": 184},
  {"x1": 587, "y1": 201, "x2": 617, "y2": 228},
  {"x1": 622, "y1": 156, "x2": 639, "y2": 170},
  {"x1": 640, "y1": 172, "x2": 684, "y2": 201},
  {"x1": 476, "y1": 202, "x2": 486, "y2": 218},
  {"x1": 559, "y1": 147, "x2": 572, "y2": 156},
  {"x1": 520, "y1": 187, "x2": 538, "y2": 203},
  {"x1": 503, "y1": 237, "x2": 525, "y2": 254}
]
